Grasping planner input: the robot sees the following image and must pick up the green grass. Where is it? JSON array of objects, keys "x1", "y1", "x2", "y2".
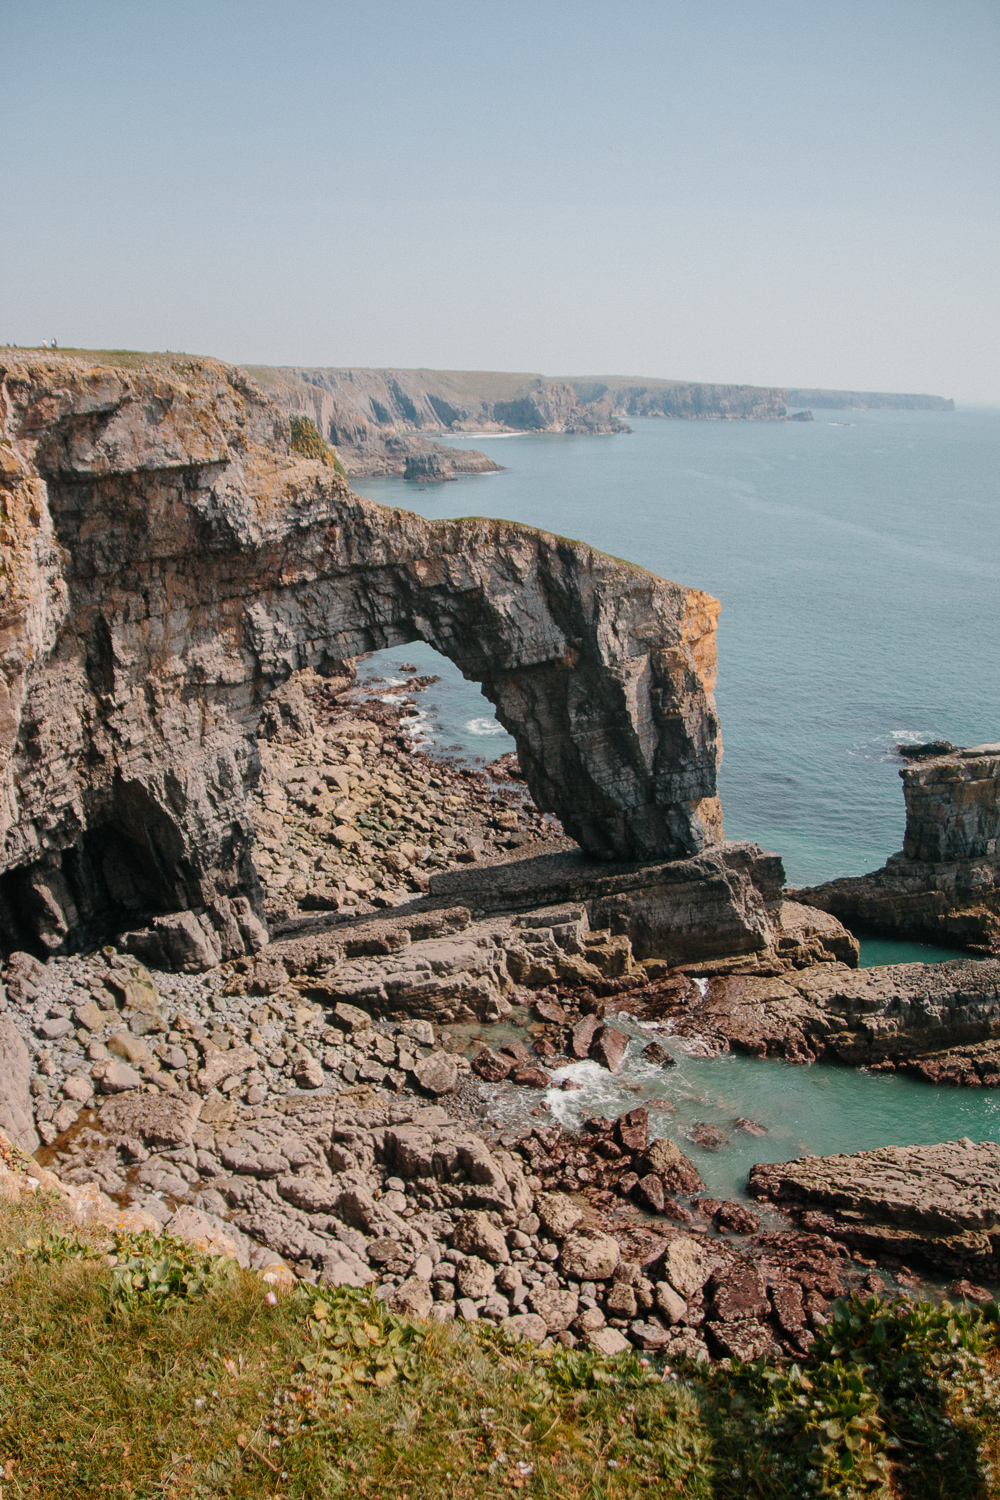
[
  {"x1": 289, "y1": 416, "x2": 348, "y2": 477},
  {"x1": 0, "y1": 1195, "x2": 998, "y2": 1498}
]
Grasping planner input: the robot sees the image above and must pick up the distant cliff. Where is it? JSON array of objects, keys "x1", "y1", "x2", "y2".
[
  {"x1": 248, "y1": 367, "x2": 630, "y2": 478},
  {"x1": 785, "y1": 388, "x2": 954, "y2": 412},
  {"x1": 245, "y1": 365, "x2": 956, "y2": 477},
  {"x1": 563, "y1": 377, "x2": 786, "y2": 421}
]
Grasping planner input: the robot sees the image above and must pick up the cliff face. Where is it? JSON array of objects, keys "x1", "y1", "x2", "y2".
[
  {"x1": 795, "y1": 745, "x2": 1000, "y2": 954},
  {"x1": 0, "y1": 353, "x2": 723, "y2": 959},
  {"x1": 249, "y1": 367, "x2": 955, "y2": 478},
  {"x1": 250, "y1": 367, "x2": 629, "y2": 477},
  {"x1": 785, "y1": 389, "x2": 954, "y2": 412},
  {"x1": 564, "y1": 378, "x2": 787, "y2": 422}
]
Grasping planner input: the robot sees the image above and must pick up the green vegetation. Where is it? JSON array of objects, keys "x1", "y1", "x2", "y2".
[
  {"x1": 0, "y1": 1196, "x2": 997, "y2": 1498},
  {"x1": 289, "y1": 415, "x2": 348, "y2": 477}
]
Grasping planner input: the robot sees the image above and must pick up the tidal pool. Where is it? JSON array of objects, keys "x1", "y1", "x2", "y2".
[{"x1": 472, "y1": 1006, "x2": 1000, "y2": 1203}]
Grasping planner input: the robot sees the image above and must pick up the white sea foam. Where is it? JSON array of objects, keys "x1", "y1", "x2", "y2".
[{"x1": 465, "y1": 716, "x2": 507, "y2": 737}]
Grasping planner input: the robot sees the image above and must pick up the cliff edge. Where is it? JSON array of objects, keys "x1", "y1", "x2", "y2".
[{"x1": 0, "y1": 351, "x2": 723, "y2": 959}]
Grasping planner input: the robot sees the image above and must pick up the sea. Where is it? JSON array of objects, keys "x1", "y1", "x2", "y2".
[{"x1": 352, "y1": 406, "x2": 1000, "y2": 1187}]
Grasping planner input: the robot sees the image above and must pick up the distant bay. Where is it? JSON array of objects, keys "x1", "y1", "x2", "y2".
[{"x1": 356, "y1": 406, "x2": 999, "y2": 890}]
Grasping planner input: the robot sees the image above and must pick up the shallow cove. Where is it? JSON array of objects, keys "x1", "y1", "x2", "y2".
[{"x1": 467, "y1": 1006, "x2": 1000, "y2": 1203}]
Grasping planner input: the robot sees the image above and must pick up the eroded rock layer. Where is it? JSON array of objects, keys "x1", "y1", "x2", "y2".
[
  {"x1": 0, "y1": 352, "x2": 723, "y2": 958},
  {"x1": 748, "y1": 1139, "x2": 1000, "y2": 1274},
  {"x1": 796, "y1": 744, "x2": 1000, "y2": 953}
]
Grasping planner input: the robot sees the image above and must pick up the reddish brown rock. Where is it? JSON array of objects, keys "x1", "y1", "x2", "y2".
[
  {"x1": 472, "y1": 1047, "x2": 514, "y2": 1082},
  {"x1": 534, "y1": 996, "x2": 568, "y2": 1024},
  {"x1": 513, "y1": 1067, "x2": 551, "y2": 1089},
  {"x1": 615, "y1": 1107, "x2": 648, "y2": 1154},
  {"x1": 715, "y1": 1201, "x2": 760, "y2": 1235},
  {"x1": 571, "y1": 1014, "x2": 601, "y2": 1058},
  {"x1": 501, "y1": 1040, "x2": 534, "y2": 1068},
  {"x1": 642, "y1": 1137, "x2": 704, "y2": 1195},
  {"x1": 635, "y1": 1173, "x2": 666, "y2": 1213},
  {"x1": 591, "y1": 1024, "x2": 629, "y2": 1074}
]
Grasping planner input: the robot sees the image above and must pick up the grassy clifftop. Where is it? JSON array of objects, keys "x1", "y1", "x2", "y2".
[{"x1": 1, "y1": 1183, "x2": 998, "y2": 1499}]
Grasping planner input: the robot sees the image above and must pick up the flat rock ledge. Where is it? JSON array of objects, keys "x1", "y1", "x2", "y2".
[
  {"x1": 635, "y1": 958, "x2": 1000, "y2": 1078},
  {"x1": 749, "y1": 1139, "x2": 1000, "y2": 1276}
]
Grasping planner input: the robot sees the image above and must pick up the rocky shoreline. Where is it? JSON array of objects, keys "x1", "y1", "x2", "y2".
[
  {"x1": 1, "y1": 349, "x2": 997, "y2": 1371},
  {"x1": 2, "y1": 676, "x2": 998, "y2": 1367}
]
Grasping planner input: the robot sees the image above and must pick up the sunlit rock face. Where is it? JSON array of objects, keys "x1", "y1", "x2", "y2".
[
  {"x1": 0, "y1": 352, "x2": 722, "y2": 955},
  {"x1": 795, "y1": 744, "x2": 1000, "y2": 955}
]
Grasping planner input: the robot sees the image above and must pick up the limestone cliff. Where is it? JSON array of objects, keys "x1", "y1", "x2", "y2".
[
  {"x1": 795, "y1": 744, "x2": 1000, "y2": 953},
  {"x1": 0, "y1": 352, "x2": 723, "y2": 959},
  {"x1": 250, "y1": 366, "x2": 629, "y2": 478}
]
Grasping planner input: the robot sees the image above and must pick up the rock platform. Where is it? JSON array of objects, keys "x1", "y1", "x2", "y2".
[{"x1": 749, "y1": 1139, "x2": 1000, "y2": 1276}]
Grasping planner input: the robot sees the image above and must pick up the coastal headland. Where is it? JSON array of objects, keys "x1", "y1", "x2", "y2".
[{"x1": 0, "y1": 348, "x2": 994, "y2": 1387}]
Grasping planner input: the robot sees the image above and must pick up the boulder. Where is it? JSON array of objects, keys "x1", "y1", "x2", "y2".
[
  {"x1": 456, "y1": 1257, "x2": 496, "y2": 1298},
  {"x1": 642, "y1": 1137, "x2": 704, "y2": 1194},
  {"x1": 452, "y1": 1211, "x2": 511, "y2": 1265},
  {"x1": 586, "y1": 1326, "x2": 631, "y2": 1357},
  {"x1": 98, "y1": 1061, "x2": 142, "y2": 1093},
  {"x1": 471, "y1": 1047, "x2": 513, "y2": 1082},
  {"x1": 389, "y1": 1277, "x2": 434, "y2": 1319},
  {"x1": 654, "y1": 1282, "x2": 687, "y2": 1324},
  {"x1": 0, "y1": 1015, "x2": 39, "y2": 1151},
  {"x1": 501, "y1": 1313, "x2": 547, "y2": 1343},
  {"x1": 99, "y1": 1091, "x2": 201, "y2": 1146},
  {"x1": 615, "y1": 1107, "x2": 648, "y2": 1154},
  {"x1": 528, "y1": 1286, "x2": 579, "y2": 1332},
  {"x1": 560, "y1": 1229, "x2": 620, "y2": 1280},
  {"x1": 659, "y1": 1236, "x2": 719, "y2": 1300},
  {"x1": 536, "y1": 1192, "x2": 584, "y2": 1238},
  {"x1": 591, "y1": 1024, "x2": 629, "y2": 1074},
  {"x1": 413, "y1": 1051, "x2": 459, "y2": 1095}
]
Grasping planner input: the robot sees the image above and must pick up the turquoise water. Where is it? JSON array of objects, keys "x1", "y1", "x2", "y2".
[
  {"x1": 355, "y1": 413, "x2": 1000, "y2": 1176},
  {"x1": 539, "y1": 1016, "x2": 1000, "y2": 1202},
  {"x1": 857, "y1": 936, "x2": 968, "y2": 968},
  {"x1": 357, "y1": 407, "x2": 1000, "y2": 888}
]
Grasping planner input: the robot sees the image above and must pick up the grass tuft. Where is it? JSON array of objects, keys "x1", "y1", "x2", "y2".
[{"x1": 0, "y1": 1197, "x2": 998, "y2": 1497}]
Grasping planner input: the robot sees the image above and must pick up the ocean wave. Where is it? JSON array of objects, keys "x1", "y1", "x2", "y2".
[{"x1": 464, "y1": 716, "x2": 507, "y2": 737}]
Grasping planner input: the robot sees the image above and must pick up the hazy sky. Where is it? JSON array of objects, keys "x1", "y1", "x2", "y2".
[{"x1": 3, "y1": 0, "x2": 997, "y2": 398}]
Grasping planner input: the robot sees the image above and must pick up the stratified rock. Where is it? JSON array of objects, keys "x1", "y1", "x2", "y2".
[
  {"x1": 0, "y1": 1014, "x2": 39, "y2": 1150},
  {"x1": 748, "y1": 1138, "x2": 1000, "y2": 1273},
  {"x1": 795, "y1": 744, "x2": 1000, "y2": 953},
  {"x1": 0, "y1": 351, "x2": 727, "y2": 962},
  {"x1": 669, "y1": 958, "x2": 1000, "y2": 1076}
]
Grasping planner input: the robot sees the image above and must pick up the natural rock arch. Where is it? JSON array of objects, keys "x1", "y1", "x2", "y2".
[{"x1": 0, "y1": 354, "x2": 722, "y2": 955}]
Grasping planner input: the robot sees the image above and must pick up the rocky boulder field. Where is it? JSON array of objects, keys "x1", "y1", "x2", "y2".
[{"x1": 3, "y1": 675, "x2": 999, "y2": 1369}]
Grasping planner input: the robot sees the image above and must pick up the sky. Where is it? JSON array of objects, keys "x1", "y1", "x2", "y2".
[{"x1": 2, "y1": 0, "x2": 998, "y2": 400}]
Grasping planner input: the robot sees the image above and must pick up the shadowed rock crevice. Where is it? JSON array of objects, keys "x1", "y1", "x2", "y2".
[{"x1": 0, "y1": 352, "x2": 723, "y2": 958}]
